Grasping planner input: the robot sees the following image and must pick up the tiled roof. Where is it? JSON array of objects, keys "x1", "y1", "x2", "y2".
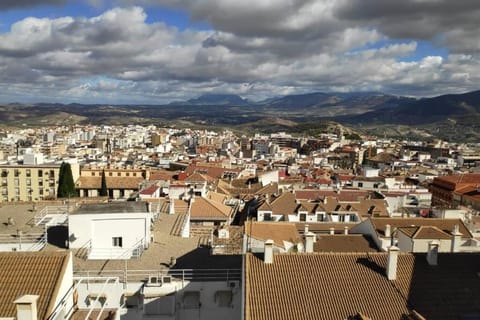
[
  {"x1": 189, "y1": 197, "x2": 233, "y2": 220},
  {"x1": 295, "y1": 190, "x2": 370, "y2": 202},
  {"x1": 295, "y1": 222, "x2": 361, "y2": 233},
  {"x1": 370, "y1": 218, "x2": 473, "y2": 238},
  {"x1": 0, "y1": 251, "x2": 70, "y2": 320},
  {"x1": 254, "y1": 182, "x2": 279, "y2": 195},
  {"x1": 206, "y1": 191, "x2": 227, "y2": 204},
  {"x1": 245, "y1": 252, "x2": 413, "y2": 320},
  {"x1": 139, "y1": 184, "x2": 158, "y2": 195},
  {"x1": 245, "y1": 252, "x2": 480, "y2": 320},
  {"x1": 245, "y1": 221, "x2": 300, "y2": 249},
  {"x1": 314, "y1": 234, "x2": 379, "y2": 252},
  {"x1": 398, "y1": 226, "x2": 452, "y2": 240},
  {"x1": 434, "y1": 173, "x2": 480, "y2": 184},
  {"x1": 184, "y1": 172, "x2": 214, "y2": 183},
  {"x1": 269, "y1": 192, "x2": 298, "y2": 215},
  {"x1": 76, "y1": 176, "x2": 144, "y2": 189}
]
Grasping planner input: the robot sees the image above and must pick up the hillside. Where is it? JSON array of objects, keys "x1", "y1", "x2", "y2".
[{"x1": 1, "y1": 90, "x2": 480, "y2": 141}]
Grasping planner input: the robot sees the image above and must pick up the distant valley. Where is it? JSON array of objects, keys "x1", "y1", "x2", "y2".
[{"x1": 2, "y1": 90, "x2": 480, "y2": 142}]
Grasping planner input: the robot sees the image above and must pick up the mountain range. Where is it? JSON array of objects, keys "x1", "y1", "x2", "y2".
[{"x1": 2, "y1": 90, "x2": 480, "y2": 141}]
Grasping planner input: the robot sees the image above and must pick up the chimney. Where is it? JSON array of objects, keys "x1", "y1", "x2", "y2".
[
  {"x1": 329, "y1": 227, "x2": 335, "y2": 235},
  {"x1": 14, "y1": 295, "x2": 39, "y2": 320},
  {"x1": 264, "y1": 239, "x2": 274, "y2": 264},
  {"x1": 305, "y1": 232, "x2": 315, "y2": 253},
  {"x1": 344, "y1": 226, "x2": 349, "y2": 235},
  {"x1": 451, "y1": 224, "x2": 462, "y2": 252},
  {"x1": 385, "y1": 224, "x2": 391, "y2": 238},
  {"x1": 427, "y1": 241, "x2": 439, "y2": 266},
  {"x1": 386, "y1": 246, "x2": 399, "y2": 280},
  {"x1": 304, "y1": 224, "x2": 309, "y2": 234}
]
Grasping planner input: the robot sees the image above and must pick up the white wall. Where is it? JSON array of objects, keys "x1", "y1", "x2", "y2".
[
  {"x1": 258, "y1": 170, "x2": 279, "y2": 186},
  {"x1": 51, "y1": 252, "x2": 74, "y2": 320},
  {"x1": 69, "y1": 213, "x2": 151, "y2": 250}
]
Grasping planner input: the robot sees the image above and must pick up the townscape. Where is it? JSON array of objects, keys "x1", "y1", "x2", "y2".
[
  {"x1": 2, "y1": 0, "x2": 480, "y2": 319},
  {"x1": 1, "y1": 123, "x2": 480, "y2": 319}
]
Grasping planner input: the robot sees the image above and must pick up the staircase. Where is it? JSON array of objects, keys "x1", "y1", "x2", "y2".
[{"x1": 170, "y1": 213, "x2": 188, "y2": 236}]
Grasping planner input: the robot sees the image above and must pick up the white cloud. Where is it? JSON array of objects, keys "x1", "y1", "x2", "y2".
[{"x1": 0, "y1": 2, "x2": 480, "y2": 103}]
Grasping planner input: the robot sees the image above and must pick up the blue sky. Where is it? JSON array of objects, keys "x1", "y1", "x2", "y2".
[{"x1": 0, "y1": 0, "x2": 479, "y2": 104}]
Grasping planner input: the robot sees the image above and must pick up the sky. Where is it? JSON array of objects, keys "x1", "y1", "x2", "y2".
[{"x1": 0, "y1": 0, "x2": 479, "y2": 104}]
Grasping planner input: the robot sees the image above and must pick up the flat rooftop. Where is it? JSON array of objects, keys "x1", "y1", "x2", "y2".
[{"x1": 72, "y1": 201, "x2": 149, "y2": 215}]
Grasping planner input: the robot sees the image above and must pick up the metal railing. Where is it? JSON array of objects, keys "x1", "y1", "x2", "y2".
[
  {"x1": 0, "y1": 232, "x2": 46, "y2": 251},
  {"x1": 73, "y1": 268, "x2": 242, "y2": 283},
  {"x1": 86, "y1": 238, "x2": 146, "y2": 260},
  {"x1": 34, "y1": 205, "x2": 70, "y2": 226}
]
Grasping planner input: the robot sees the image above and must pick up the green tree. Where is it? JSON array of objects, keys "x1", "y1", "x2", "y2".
[
  {"x1": 57, "y1": 162, "x2": 76, "y2": 198},
  {"x1": 99, "y1": 169, "x2": 108, "y2": 197}
]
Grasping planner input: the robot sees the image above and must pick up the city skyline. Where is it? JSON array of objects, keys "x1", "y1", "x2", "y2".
[{"x1": 0, "y1": 0, "x2": 479, "y2": 104}]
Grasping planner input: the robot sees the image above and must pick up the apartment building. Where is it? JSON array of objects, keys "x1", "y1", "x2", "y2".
[{"x1": 0, "y1": 163, "x2": 79, "y2": 202}]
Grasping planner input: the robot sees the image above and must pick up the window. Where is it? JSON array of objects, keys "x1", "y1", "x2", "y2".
[
  {"x1": 317, "y1": 214, "x2": 324, "y2": 222},
  {"x1": 133, "y1": 172, "x2": 137, "y2": 177},
  {"x1": 26, "y1": 179, "x2": 31, "y2": 186},
  {"x1": 109, "y1": 172, "x2": 113, "y2": 176},
  {"x1": 338, "y1": 214, "x2": 345, "y2": 222},
  {"x1": 1, "y1": 170, "x2": 7, "y2": 177},
  {"x1": 357, "y1": 182, "x2": 363, "y2": 187},
  {"x1": 112, "y1": 237, "x2": 123, "y2": 247},
  {"x1": 215, "y1": 291, "x2": 233, "y2": 307},
  {"x1": 91, "y1": 172, "x2": 95, "y2": 176},
  {"x1": 38, "y1": 170, "x2": 43, "y2": 177},
  {"x1": 117, "y1": 172, "x2": 121, "y2": 176},
  {"x1": 126, "y1": 172, "x2": 130, "y2": 177},
  {"x1": 26, "y1": 169, "x2": 31, "y2": 177},
  {"x1": 38, "y1": 179, "x2": 43, "y2": 187},
  {"x1": 14, "y1": 169, "x2": 20, "y2": 177},
  {"x1": 14, "y1": 179, "x2": 19, "y2": 186}
]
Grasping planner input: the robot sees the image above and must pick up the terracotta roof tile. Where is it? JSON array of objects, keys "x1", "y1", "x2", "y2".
[
  {"x1": 370, "y1": 218, "x2": 473, "y2": 238},
  {"x1": 245, "y1": 252, "x2": 480, "y2": 320},
  {"x1": 398, "y1": 226, "x2": 452, "y2": 240},
  {"x1": 189, "y1": 197, "x2": 233, "y2": 220},
  {"x1": 314, "y1": 234, "x2": 379, "y2": 252},
  {"x1": 76, "y1": 176, "x2": 144, "y2": 189},
  {"x1": 245, "y1": 221, "x2": 300, "y2": 249},
  {"x1": 0, "y1": 251, "x2": 70, "y2": 319}
]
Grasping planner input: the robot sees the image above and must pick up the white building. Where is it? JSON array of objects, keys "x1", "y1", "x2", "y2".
[{"x1": 68, "y1": 202, "x2": 152, "y2": 260}]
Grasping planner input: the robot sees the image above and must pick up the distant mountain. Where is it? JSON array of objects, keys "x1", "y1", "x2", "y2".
[
  {"x1": 170, "y1": 94, "x2": 249, "y2": 106},
  {"x1": 258, "y1": 92, "x2": 413, "y2": 111},
  {"x1": 346, "y1": 90, "x2": 480, "y2": 124},
  {"x1": 2, "y1": 89, "x2": 480, "y2": 142}
]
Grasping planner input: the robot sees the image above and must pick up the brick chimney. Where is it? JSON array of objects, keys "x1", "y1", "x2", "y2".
[
  {"x1": 329, "y1": 227, "x2": 335, "y2": 235},
  {"x1": 14, "y1": 295, "x2": 39, "y2": 320},
  {"x1": 305, "y1": 232, "x2": 315, "y2": 253},
  {"x1": 344, "y1": 226, "x2": 349, "y2": 235},
  {"x1": 427, "y1": 241, "x2": 439, "y2": 266},
  {"x1": 450, "y1": 224, "x2": 462, "y2": 253},
  {"x1": 264, "y1": 239, "x2": 274, "y2": 264},
  {"x1": 386, "y1": 246, "x2": 399, "y2": 280},
  {"x1": 304, "y1": 223, "x2": 309, "y2": 234}
]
